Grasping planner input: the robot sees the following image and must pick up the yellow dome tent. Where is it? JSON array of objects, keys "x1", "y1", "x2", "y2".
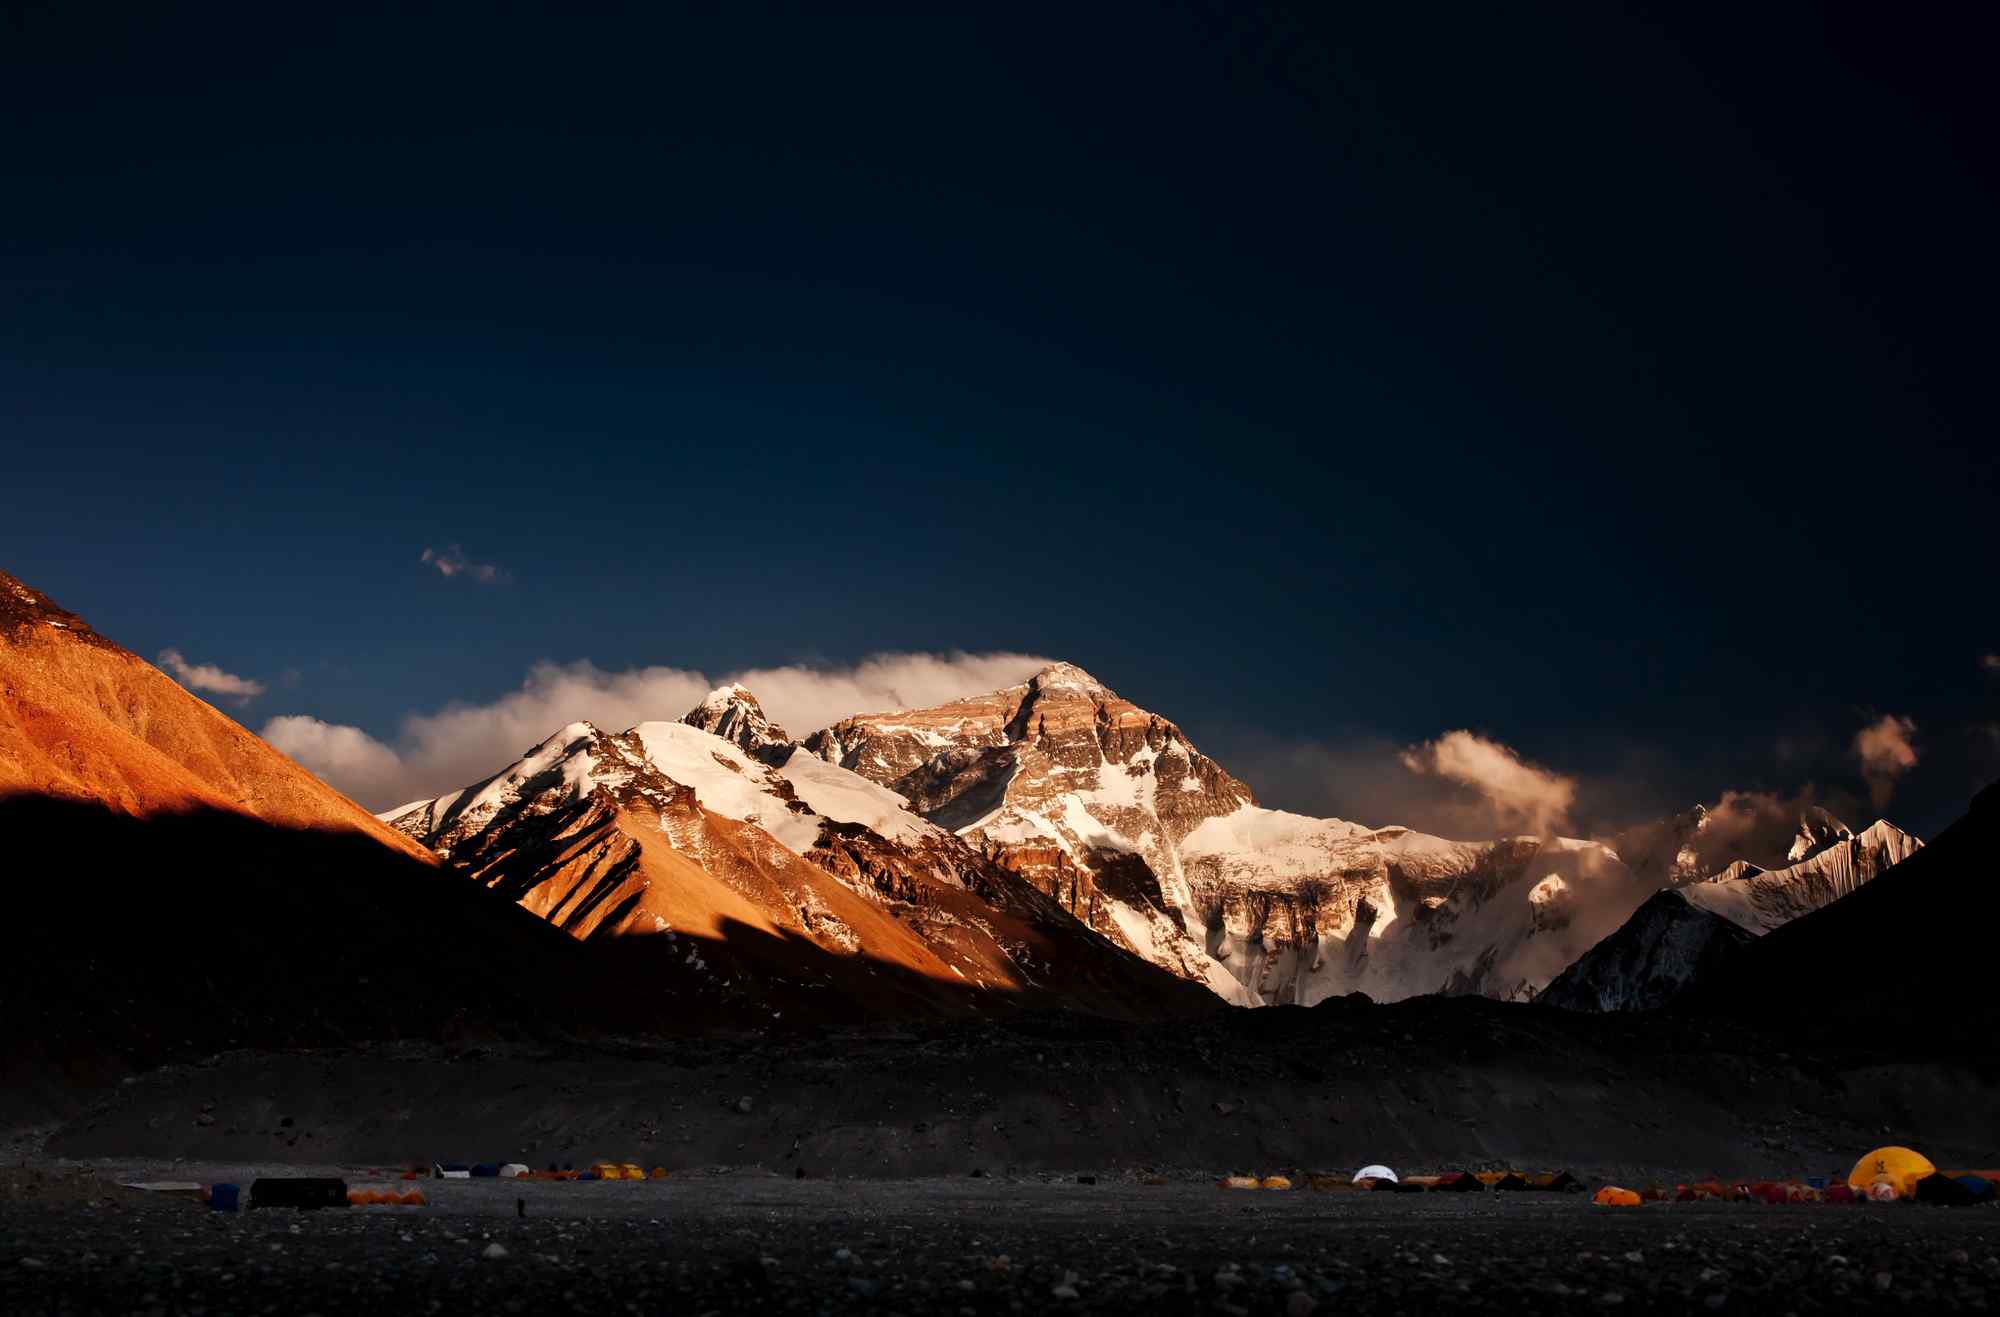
[{"x1": 1847, "y1": 1146, "x2": 1935, "y2": 1199}]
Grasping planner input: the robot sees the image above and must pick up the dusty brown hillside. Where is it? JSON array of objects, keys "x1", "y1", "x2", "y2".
[{"x1": 0, "y1": 569, "x2": 432, "y2": 862}]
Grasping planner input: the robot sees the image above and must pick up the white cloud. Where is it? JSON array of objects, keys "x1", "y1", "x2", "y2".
[
  {"x1": 1612, "y1": 786, "x2": 1853, "y2": 876},
  {"x1": 261, "y1": 650, "x2": 1053, "y2": 810},
  {"x1": 726, "y1": 652, "x2": 1057, "y2": 738},
  {"x1": 420, "y1": 545, "x2": 507, "y2": 584},
  {"x1": 156, "y1": 648, "x2": 265, "y2": 702},
  {"x1": 262, "y1": 715, "x2": 407, "y2": 799},
  {"x1": 1853, "y1": 713, "x2": 1919, "y2": 807},
  {"x1": 1399, "y1": 729, "x2": 1576, "y2": 836}
]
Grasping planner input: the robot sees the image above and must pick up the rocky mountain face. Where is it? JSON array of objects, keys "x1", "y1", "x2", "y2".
[
  {"x1": 1678, "y1": 819, "x2": 1918, "y2": 931},
  {"x1": 383, "y1": 690, "x2": 1219, "y2": 1022},
  {"x1": 1175, "y1": 805, "x2": 1914, "y2": 1007},
  {"x1": 803, "y1": 664, "x2": 1636, "y2": 1002},
  {"x1": 805, "y1": 662, "x2": 1258, "y2": 1002},
  {"x1": 1537, "y1": 890, "x2": 1755, "y2": 1012},
  {"x1": 1686, "y1": 781, "x2": 1998, "y2": 1045},
  {"x1": 1536, "y1": 816, "x2": 1923, "y2": 1011},
  {"x1": 680, "y1": 683, "x2": 794, "y2": 765},
  {"x1": 1786, "y1": 807, "x2": 1857, "y2": 863},
  {"x1": 804, "y1": 663, "x2": 1925, "y2": 1007}
]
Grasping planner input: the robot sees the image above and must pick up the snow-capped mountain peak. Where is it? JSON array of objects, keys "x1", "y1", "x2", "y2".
[
  {"x1": 382, "y1": 659, "x2": 1927, "y2": 1017},
  {"x1": 377, "y1": 700, "x2": 1220, "y2": 1021},
  {"x1": 385, "y1": 714, "x2": 949, "y2": 863},
  {"x1": 1785, "y1": 805, "x2": 1855, "y2": 864},
  {"x1": 1541, "y1": 814, "x2": 1921, "y2": 1011},
  {"x1": 1685, "y1": 817, "x2": 1917, "y2": 932},
  {"x1": 1027, "y1": 660, "x2": 1109, "y2": 695},
  {"x1": 680, "y1": 683, "x2": 794, "y2": 764},
  {"x1": 801, "y1": 666, "x2": 1260, "y2": 1003}
]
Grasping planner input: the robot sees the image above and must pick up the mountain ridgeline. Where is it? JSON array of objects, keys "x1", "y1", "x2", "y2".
[
  {"x1": 388, "y1": 661, "x2": 1923, "y2": 1013},
  {"x1": 0, "y1": 564, "x2": 1941, "y2": 1046}
]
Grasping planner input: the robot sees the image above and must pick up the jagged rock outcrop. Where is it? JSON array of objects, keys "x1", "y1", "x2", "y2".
[
  {"x1": 680, "y1": 683, "x2": 794, "y2": 765},
  {"x1": 1679, "y1": 819, "x2": 1919, "y2": 931},
  {"x1": 1786, "y1": 806, "x2": 1856, "y2": 863},
  {"x1": 1537, "y1": 890, "x2": 1754, "y2": 1012}
]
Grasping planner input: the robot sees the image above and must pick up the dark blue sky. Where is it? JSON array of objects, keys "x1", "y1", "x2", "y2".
[{"x1": 5, "y1": 3, "x2": 1995, "y2": 834}]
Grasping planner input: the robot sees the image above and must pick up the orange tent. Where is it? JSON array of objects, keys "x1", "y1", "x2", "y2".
[
  {"x1": 1847, "y1": 1146, "x2": 1935, "y2": 1200},
  {"x1": 1592, "y1": 1186, "x2": 1642, "y2": 1207}
]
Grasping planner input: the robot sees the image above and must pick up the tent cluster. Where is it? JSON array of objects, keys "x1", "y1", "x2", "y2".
[
  {"x1": 423, "y1": 1161, "x2": 670, "y2": 1182},
  {"x1": 188, "y1": 1177, "x2": 426, "y2": 1210},
  {"x1": 1233, "y1": 1146, "x2": 1996, "y2": 1208},
  {"x1": 1594, "y1": 1148, "x2": 1999, "y2": 1209},
  {"x1": 1347, "y1": 1166, "x2": 1584, "y2": 1194},
  {"x1": 346, "y1": 1185, "x2": 427, "y2": 1206},
  {"x1": 1216, "y1": 1166, "x2": 1584, "y2": 1193}
]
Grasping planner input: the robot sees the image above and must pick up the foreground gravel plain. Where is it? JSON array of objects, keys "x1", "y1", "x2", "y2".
[{"x1": 5, "y1": 1165, "x2": 2000, "y2": 1314}]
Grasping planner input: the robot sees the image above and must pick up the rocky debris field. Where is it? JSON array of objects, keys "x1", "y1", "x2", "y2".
[
  {"x1": 5, "y1": 1167, "x2": 2000, "y2": 1315},
  {"x1": 38, "y1": 1000, "x2": 2000, "y2": 1183}
]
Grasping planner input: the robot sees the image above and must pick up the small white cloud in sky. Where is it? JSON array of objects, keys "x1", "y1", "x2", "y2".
[
  {"x1": 420, "y1": 545, "x2": 507, "y2": 584},
  {"x1": 1400, "y1": 729, "x2": 1576, "y2": 836},
  {"x1": 263, "y1": 650, "x2": 1053, "y2": 809},
  {"x1": 1852, "y1": 713, "x2": 1918, "y2": 807},
  {"x1": 157, "y1": 648, "x2": 265, "y2": 702}
]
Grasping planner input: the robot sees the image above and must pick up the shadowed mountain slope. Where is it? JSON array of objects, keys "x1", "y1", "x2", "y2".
[
  {"x1": 1688, "y1": 781, "x2": 2000, "y2": 1048},
  {"x1": 1537, "y1": 890, "x2": 1754, "y2": 1012},
  {"x1": 0, "y1": 572, "x2": 672, "y2": 1126}
]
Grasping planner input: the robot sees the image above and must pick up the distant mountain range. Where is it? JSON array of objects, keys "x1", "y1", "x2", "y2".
[
  {"x1": 0, "y1": 565, "x2": 1935, "y2": 1053},
  {"x1": 389, "y1": 658, "x2": 1922, "y2": 1010},
  {"x1": 1539, "y1": 810, "x2": 1920, "y2": 1012}
]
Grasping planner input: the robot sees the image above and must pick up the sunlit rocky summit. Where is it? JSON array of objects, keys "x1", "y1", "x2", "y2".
[
  {"x1": 0, "y1": 561, "x2": 1928, "y2": 1033},
  {"x1": 387, "y1": 659, "x2": 1922, "y2": 1010},
  {"x1": 379, "y1": 692, "x2": 1215, "y2": 1019}
]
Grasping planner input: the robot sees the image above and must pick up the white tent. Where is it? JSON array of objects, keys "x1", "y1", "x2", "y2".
[
  {"x1": 499, "y1": 1163, "x2": 531, "y2": 1179},
  {"x1": 1352, "y1": 1164, "x2": 1398, "y2": 1184}
]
